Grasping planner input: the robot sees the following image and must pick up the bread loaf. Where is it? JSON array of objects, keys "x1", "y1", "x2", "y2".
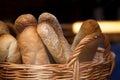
[
  {"x1": 71, "y1": 19, "x2": 102, "y2": 51},
  {"x1": 79, "y1": 32, "x2": 102, "y2": 62},
  {"x1": 0, "y1": 34, "x2": 21, "y2": 63},
  {"x1": 37, "y1": 22, "x2": 66, "y2": 64},
  {"x1": 18, "y1": 26, "x2": 50, "y2": 64},
  {"x1": 38, "y1": 12, "x2": 72, "y2": 63},
  {"x1": 0, "y1": 20, "x2": 21, "y2": 63},
  {"x1": 15, "y1": 14, "x2": 37, "y2": 33},
  {"x1": 71, "y1": 19, "x2": 102, "y2": 62}
]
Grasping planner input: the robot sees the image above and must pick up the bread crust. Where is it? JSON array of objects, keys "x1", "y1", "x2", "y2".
[
  {"x1": 37, "y1": 22, "x2": 66, "y2": 63},
  {"x1": 71, "y1": 19, "x2": 102, "y2": 62},
  {"x1": 38, "y1": 12, "x2": 72, "y2": 63},
  {"x1": 0, "y1": 34, "x2": 21, "y2": 63},
  {"x1": 15, "y1": 14, "x2": 37, "y2": 33},
  {"x1": 71, "y1": 19, "x2": 102, "y2": 51},
  {"x1": 18, "y1": 26, "x2": 50, "y2": 64}
]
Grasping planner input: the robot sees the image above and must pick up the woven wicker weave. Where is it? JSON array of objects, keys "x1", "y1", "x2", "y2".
[{"x1": 0, "y1": 32, "x2": 115, "y2": 80}]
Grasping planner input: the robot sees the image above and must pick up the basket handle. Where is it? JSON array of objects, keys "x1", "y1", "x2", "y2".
[{"x1": 67, "y1": 32, "x2": 111, "y2": 67}]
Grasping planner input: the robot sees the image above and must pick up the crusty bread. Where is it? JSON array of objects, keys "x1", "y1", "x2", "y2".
[
  {"x1": 38, "y1": 12, "x2": 72, "y2": 63},
  {"x1": 15, "y1": 14, "x2": 37, "y2": 33},
  {"x1": 71, "y1": 19, "x2": 102, "y2": 51},
  {"x1": 18, "y1": 26, "x2": 50, "y2": 64},
  {"x1": 0, "y1": 20, "x2": 21, "y2": 63},
  {"x1": 0, "y1": 34, "x2": 21, "y2": 63},
  {"x1": 79, "y1": 33, "x2": 102, "y2": 62},
  {"x1": 37, "y1": 22, "x2": 66, "y2": 63},
  {"x1": 71, "y1": 19, "x2": 102, "y2": 62}
]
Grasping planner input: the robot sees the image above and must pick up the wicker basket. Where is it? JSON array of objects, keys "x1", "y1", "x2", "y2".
[{"x1": 0, "y1": 33, "x2": 115, "y2": 80}]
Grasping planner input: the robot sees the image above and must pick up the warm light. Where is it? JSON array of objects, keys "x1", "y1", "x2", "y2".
[{"x1": 72, "y1": 21, "x2": 120, "y2": 34}]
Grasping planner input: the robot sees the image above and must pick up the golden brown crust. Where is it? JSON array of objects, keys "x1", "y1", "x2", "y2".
[
  {"x1": 38, "y1": 12, "x2": 72, "y2": 62},
  {"x1": 79, "y1": 33, "x2": 102, "y2": 62},
  {"x1": 71, "y1": 19, "x2": 102, "y2": 62},
  {"x1": 0, "y1": 34, "x2": 21, "y2": 63},
  {"x1": 71, "y1": 19, "x2": 102, "y2": 51},
  {"x1": 37, "y1": 22, "x2": 66, "y2": 63},
  {"x1": 15, "y1": 14, "x2": 37, "y2": 33},
  {"x1": 18, "y1": 26, "x2": 50, "y2": 64}
]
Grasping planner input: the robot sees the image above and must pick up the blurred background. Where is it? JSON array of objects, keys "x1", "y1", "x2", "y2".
[
  {"x1": 0, "y1": 0, "x2": 120, "y2": 22},
  {"x1": 0, "y1": 0, "x2": 120, "y2": 44},
  {"x1": 0, "y1": 0, "x2": 120, "y2": 79}
]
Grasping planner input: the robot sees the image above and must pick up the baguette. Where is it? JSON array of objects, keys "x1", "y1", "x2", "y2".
[
  {"x1": 37, "y1": 22, "x2": 66, "y2": 63},
  {"x1": 0, "y1": 21, "x2": 21, "y2": 63},
  {"x1": 15, "y1": 14, "x2": 37, "y2": 33},
  {"x1": 71, "y1": 19, "x2": 102, "y2": 51},
  {"x1": 0, "y1": 34, "x2": 21, "y2": 63},
  {"x1": 38, "y1": 12, "x2": 71, "y2": 63},
  {"x1": 18, "y1": 26, "x2": 50, "y2": 64},
  {"x1": 71, "y1": 19, "x2": 102, "y2": 62},
  {"x1": 79, "y1": 32, "x2": 102, "y2": 62}
]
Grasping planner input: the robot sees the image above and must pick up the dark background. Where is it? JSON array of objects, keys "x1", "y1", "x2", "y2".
[{"x1": 0, "y1": 0, "x2": 120, "y2": 23}]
